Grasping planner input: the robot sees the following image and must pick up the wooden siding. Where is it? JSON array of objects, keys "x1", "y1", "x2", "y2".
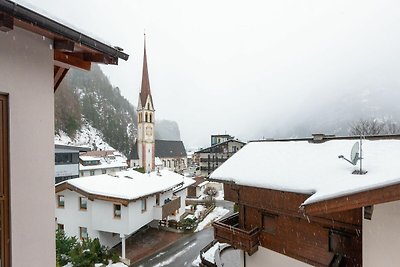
[
  {"x1": 223, "y1": 184, "x2": 362, "y2": 266},
  {"x1": 162, "y1": 196, "x2": 181, "y2": 219},
  {"x1": 0, "y1": 94, "x2": 10, "y2": 267},
  {"x1": 213, "y1": 213, "x2": 260, "y2": 255}
]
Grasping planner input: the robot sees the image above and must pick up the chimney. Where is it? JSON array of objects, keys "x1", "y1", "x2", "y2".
[{"x1": 310, "y1": 133, "x2": 335, "y2": 143}]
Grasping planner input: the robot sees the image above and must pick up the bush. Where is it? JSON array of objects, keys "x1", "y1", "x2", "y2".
[
  {"x1": 56, "y1": 230, "x2": 119, "y2": 267},
  {"x1": 204, "y1": 186, "x2": 218, "y2": 200}
]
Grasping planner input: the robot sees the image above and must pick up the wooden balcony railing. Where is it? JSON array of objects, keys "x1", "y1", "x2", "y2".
[
  {"x1": 162, "y1": 196, "x2": 181, "y2": 219},
  {"x1": 213, "y1": 212, "x2": 260, "y2": 255}
]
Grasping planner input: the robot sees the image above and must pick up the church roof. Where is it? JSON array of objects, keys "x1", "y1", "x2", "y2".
[
  {"x1": 129, "y1": 142, "x2": 139, "y2": 160},
  {"x1": 139, "y1": 36, "x2": 153, "y2": 109},
  {"x1": 155, "y1": 140, "x2": 187, "y2": 158}
]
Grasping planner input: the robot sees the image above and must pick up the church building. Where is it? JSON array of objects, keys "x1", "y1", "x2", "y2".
[{"x1": 130, "y1": 37, "x2": 187, "y2": 173}]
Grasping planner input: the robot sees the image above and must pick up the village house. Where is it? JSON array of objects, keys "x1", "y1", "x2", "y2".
[
  {"x1": 55, "y1": 169, "x2": 193, "y2": 263},
  {"x1": 208, "y1": 134, "x2": 400, "y2": 267},
  {"x1": 0, "y1": 1, "x2": 128, "y2": 266},
  {"x1": 55, "y1": 144, "x2": 90, "y2": 183},
  {"x1": 195, "y1": 135, "x2": 246, "y2": 177},
  {"x1": 79, "y1": 152, "x2": 128, "y2": 177},
  {"x1": 187, "y1": 177, "x2": 210, "y2": 199}
]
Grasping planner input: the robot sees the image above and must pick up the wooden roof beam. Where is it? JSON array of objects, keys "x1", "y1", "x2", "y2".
[
  {"x1": 0, "y1": 12, "x2": 13, "y2": 32},
  {"x1": 54, "y1": 51, "x2": 91, "y2": 71},
  {"x1": 54, "y1": 39, "x2": 75, "y2": 52},
  {"x1": 54, "y1": 66, "x2": 69, "y2": 92},
  {"x1": 303, "y1": 183, "x2": 400, "y2": 216}
]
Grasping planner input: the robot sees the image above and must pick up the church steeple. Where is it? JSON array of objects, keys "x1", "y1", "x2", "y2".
[
  {"x1": 138, "y1": 34, "x2": 153, "y2": 109},
  {"x1": 136, "y1": 34, "x2": 155, "y2": 173}
]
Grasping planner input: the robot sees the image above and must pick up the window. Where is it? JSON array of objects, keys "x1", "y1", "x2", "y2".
[
  {"x1": 262, "y1": 213, "x2": 277, "y2": 234},
  {"x1": 114, "y1": 204, "x2": 121, "y2": 218},
  {"x1": 90, "y1": 170, "x2": 95, "y2": 176},
  {"x1": 156, "y1": 194, "x2": 160, "y2": 206},
  {"x1": 79, "y1": 197, "x2": 88, "y2": 210},
  {"x1": 55, "y1": 153, "x2": 79, "y2": 165},
  {"x1": 80, "y1": 171, "x2": 84, "y2": 176},
  {"x1": 141, "y1": 198, "x2": 147, "y2": 212},
  {"x1": 57, "y1": 223, "x2": 64, "y2": 231},
  {"x1": 102, "y1": 169, "x2": 106, "y2": 174},
  {"x1": 57, "y1": 195, "x2": 65, "y2": 208},
  {"x1": 79, "y1": 227, "x2": 88, "y2": 240},
  {"x1": 0, "y1": 94, "x2": 10, "y2": 266}
]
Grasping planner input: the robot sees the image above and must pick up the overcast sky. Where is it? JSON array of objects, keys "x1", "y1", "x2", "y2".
[{"x1": 24, "y1": 0, "x2": 400, "y2": 148}]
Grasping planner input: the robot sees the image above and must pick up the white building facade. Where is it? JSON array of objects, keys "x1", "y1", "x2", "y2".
[
  {"x1": 0, "y1": 2, "x2": 128, "y2": 266},
  {"x1": 56, "y1": 170, "x2": 192, "y2": 261},
  {"x1": 79, "y1": 155, "x2": 128, "y2": 177}
]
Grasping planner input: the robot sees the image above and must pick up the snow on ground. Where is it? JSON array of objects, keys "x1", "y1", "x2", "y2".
[
  {"x1": 215, "y1": 189, "x2": 224, "y2": 201},
  {"x1": 195, "y1": 207, "x2": 229, "y2": 232},
  {"x1": 55, "y1": 120, "x2": 115, "y2": 152},
  {"x1": 194, "y1": 205, "x2": 205, "y2": 218},
  {"x1": 192, "y1": 242, "x2": 226, "y2": 267}
]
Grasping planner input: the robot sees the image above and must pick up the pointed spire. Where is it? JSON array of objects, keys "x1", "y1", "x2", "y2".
[{"x1": 139, "y1": 32, "x2": 153, "y2": 109}]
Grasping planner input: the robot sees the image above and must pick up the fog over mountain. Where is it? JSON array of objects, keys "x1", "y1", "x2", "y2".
[{"x1": 257, "y1": 87, "x2": 400, "y2": 140}]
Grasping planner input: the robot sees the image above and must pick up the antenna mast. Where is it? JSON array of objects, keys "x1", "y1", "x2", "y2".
[{"x1": 359, "y1": 134, "x2": 363, "y2": 174}]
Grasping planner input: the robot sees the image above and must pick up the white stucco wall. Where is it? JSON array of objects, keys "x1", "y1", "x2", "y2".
[
  {"x1": 363, "y1": 200, "x2": 400, "y2": 267},
  {"x1": 246, "y1": 246, "x2": 311, "y2": 267},
  {"x1": 81, "y1": 167, "x2": 124, "y2": 177},
  {"x1": 0, "y1": 27, "x2": 55, "y2": 266},
  {"x1": 55, "y1": 190, "x2": 93, "y2": 239},
  {"x1": 91, "y1": 199, "x2": 129, "y2": 234}
]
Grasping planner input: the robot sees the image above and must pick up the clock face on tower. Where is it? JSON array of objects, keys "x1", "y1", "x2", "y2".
[{"x1": 146, "y1": 126, "x2": 152, "y2": 137}]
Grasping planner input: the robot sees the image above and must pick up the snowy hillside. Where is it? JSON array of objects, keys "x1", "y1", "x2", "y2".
[{"x1": 55, "y1": 120, "x2": 115, "y2": 151}]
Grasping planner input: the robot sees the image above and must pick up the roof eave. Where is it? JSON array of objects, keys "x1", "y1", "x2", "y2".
[{"x1": 0, "y1": 1, "x2": 129, "y2": 61}]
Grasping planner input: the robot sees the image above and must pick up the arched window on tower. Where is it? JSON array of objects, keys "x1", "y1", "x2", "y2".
[
  {"x1": 145, "y1": 113, "x2": 148, "y2": 122},
  {"x1": 149, "y1": 113, "x2": 152, "y2": 123},
  {"x1": 147, "y1": 103, "x2": 150, "y2": 110}
]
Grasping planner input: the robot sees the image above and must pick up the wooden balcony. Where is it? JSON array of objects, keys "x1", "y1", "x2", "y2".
[
  {"x1": 213, "y1": 212, "x2": 260, "y2": 255},
  {"x1": 162, "y1": 196, "x2": 181, "y2": 219}
]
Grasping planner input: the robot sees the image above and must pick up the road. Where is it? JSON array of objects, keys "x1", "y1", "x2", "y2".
[
  {"x1": 132, "y1": 200, "x2": 234, "y2": 267},
  {"x1": 132, "y1": 227, "x2": 214, "y2": 267}
]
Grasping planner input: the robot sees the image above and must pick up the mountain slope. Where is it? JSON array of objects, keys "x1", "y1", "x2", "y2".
[
  {"x1": 55, "y1": 65, "x2": 136, "y2": 156},
  {"x1": 55, "y1": 65, "x2": 182, "y2": 156}
]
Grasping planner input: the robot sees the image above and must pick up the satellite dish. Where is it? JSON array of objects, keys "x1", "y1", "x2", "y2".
[
  {"x1": 338, "y1": 141, "x2": 360, "y2": 166},
  {"x1": 338, "y1": 137, "x2": 367, "y2": 174},
  {"x1": 350, "y1": 142, "x2": 360, "y2": 165}
]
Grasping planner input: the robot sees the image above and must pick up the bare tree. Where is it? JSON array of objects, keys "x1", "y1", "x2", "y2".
[
  {"x1": 204, "y1": 186, "x2": 218, "y2": 201},
  {"x1": 383, "y1": 121, "x2": 400, "y2": 134},
  {"x1": 350, "y1": 119, "x2": 400, "y2": 135},
  {"x1": 350, "y1": 119, "x2": 384, "y2": 135}
]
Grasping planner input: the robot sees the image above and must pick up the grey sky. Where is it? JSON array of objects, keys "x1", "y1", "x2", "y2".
[{"x1": 24, "y1": 0, "x2": 400, "y2": 148}]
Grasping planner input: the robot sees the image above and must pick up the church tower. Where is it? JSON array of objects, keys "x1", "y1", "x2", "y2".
[{"x1": 137, "y1": 35, "x2": 155, "y2": 172}]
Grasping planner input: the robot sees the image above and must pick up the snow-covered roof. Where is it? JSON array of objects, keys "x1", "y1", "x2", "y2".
[
  {"x1": 210, "y1": 138, "x2": 400, "y2": 206},
  {"x1": 198, "y1": 181, "x2": 210, "y2": 187},
  {"x1": 59, "y1": 172, "x2": 183, "y2": 200},
  {"x1": 79, "y1": 157, "x2": 128, "y2": 171},
  {"x1": 80, "y1": 156, "x2": 100, "y2": 161}
]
